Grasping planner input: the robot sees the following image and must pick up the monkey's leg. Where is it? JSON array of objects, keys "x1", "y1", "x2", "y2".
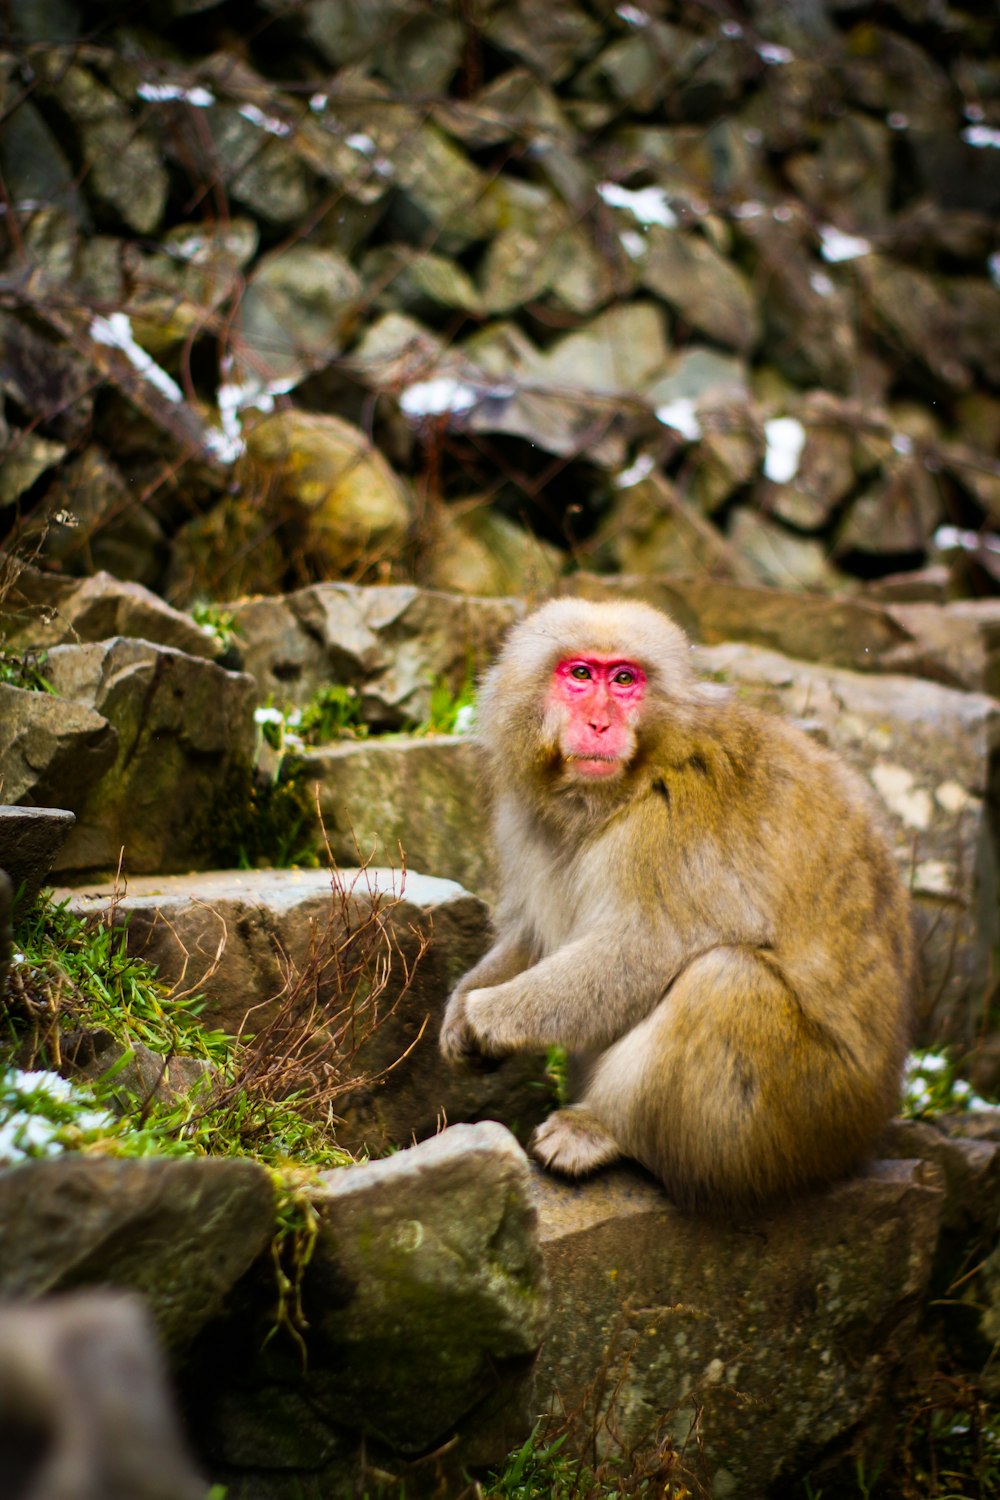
[{"x1": 578, "y1": 945, "x2": 862, "y2": 1207}]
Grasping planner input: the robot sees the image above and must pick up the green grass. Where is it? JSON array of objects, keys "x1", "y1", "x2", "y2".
[
  {"x1": 0, "y1": 647, "x2": 55, "y2": 693},
  {"x1": 5, "y1": 894, "x2": 351, "y2": 1173}
]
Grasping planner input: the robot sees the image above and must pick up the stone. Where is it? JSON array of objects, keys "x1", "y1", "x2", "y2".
[
  {"x1": 880, "y1": 1117, "x2": 1000, "y2": 1233},
  {"x1": 241, "y1": 410, "x2": 412, "y2": 578},
  {"x1": 62, "y1": 1028, "x2": 215, "y2": 1113},
  {"x1": 0, "y1": 681, "x2": 118, "y2": 809},
  {"x1": 27, "y1": 445, "x2": 167, "y2": 587},
  {"x1": 186, "y1": 1123, "x2": 548, "y2": 1495},
  {"x1": 858, "y1": 256, "x2": 972, "y2": 391},
  {"x1": 127, "y1": 219, "x2": 258, "y2": 358},
  {"x1": 233, "y1": 244, "x2": 362, "y2": 386},
  {"x1": 694, "y1": 639, "x2": 1000, "y2": 1053},
  {"x1": 387, "y1": 119, "x2": 498, "y2": 254},
  {"x1": 689, "y1": 400, "x2": 764, "y2": 513},
  {"x1": 597, "y1": 469, "x2": 758, "y2": 582},
  {"x1": 531, "y1": 301, "x2": 671, "y2": 397},
  {"x1": 761, "y1": 395, "x2": 858, "y2": 531},
  {"x1": 230, "y1": 581, "x2": 520, "y2": 724},
  {"x1": 785, "y1": 112, "x2": 892, "y2": 230},
  {"x1": 200, "y1": 103, "x2": 309, "y2": 226},
  {"x1": 479, "y1": 219, "x2": 617, "y2": 317},
  {"x1": 42, "y1": 61, "x2": 168, "y2": 233},
  {"x1": 485, "y1": 0, "x2": 602, "y2": 83},
  {"x1": 0, "y1": 309, "x2": 95, "y2": 444},
  {"x1": 0, "y1": 870, "x2": 10, "y2": 1001},
  {"x1": 298, "y1": 734, "x2": 492, "y2": 896},
  {"x1": 0, "y1": 94, "x2": 86, "y2": 221},
  {"x1": 727, "y1": 506, "x2": 848, "y2": 591},
  {"x1": 0, "y1": 1155, "x2": 274, "y2": 1355},
  {"x1": 1, "y1": 561, "x2": 219, "y2": 659},
  {"x1": 309, "y1": 1123, "x2": 548, "y2": 1447},
  {"x1": 837, "y1": 454, "x2": 944, "y2": 556},
  {"x1": 0, "y1": 805, "x2": 76, "y2": 912},
  {"x1": 0, "y1": 431, "x2": 65, "y2": 504},
  {"x1": 57, "y1": 868, "x2": 551, "y2": 1155},
  {"x1": 637, "y1": 226, "x2": 760, "y2": 353},
  {"x1": 532, "y1": 1159, "x2": 943, "y2": 1493},
  {"x1": 0, "y1": 1292, "x2": 206, "y2": 1500},
  {"x1": 739, "y1": 215, "x2": 859, "y2": 392},
  {"x1": 424, "y1": 504, "x2": 562, "y2": 598},
  {"x1": 38, "y1": 638, "x2": 257, "y2": 875},
  {"x1": 843, "y1": 24, "x2": 953, "y2": 130},
  {"x1": 644, "y1": 347, "x2": 749, "y2": 409},
  {"x1": 363, "y1": 244, "x2": 483, "y2": 317}
]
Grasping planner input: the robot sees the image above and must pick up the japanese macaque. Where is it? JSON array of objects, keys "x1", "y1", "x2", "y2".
[{"x1": 440, "y1": 598, "x2": 914, "y2": 1211}]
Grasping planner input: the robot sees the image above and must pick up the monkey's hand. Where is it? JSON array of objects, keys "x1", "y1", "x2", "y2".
[{"x1": 439, "y1": 988, "x2": 505, "y2": 1072}]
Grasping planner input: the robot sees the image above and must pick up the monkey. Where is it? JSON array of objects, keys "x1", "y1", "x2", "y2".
[{"x1": 439, "y1": 597, "x2": 914, "y2": 1211}]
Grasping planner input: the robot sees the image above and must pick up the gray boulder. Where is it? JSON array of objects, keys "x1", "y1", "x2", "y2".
[
  {"x1": 0, "y1": 682, "x2": 118, "y2": 809},
  {"x1": 190, "y1": 1123, "x2": 548, "y2": 1496},
  {"x1": 37, "y1": 637, "x2": 257, "y2": 875},
  {"x1": 230, "y1": 581, "x2": 520, "y2": 725},
  {"x1": 0, "y1": 1156, "x2": 274, "y2": 1356},
  {"x1": 1, "y1": 562, "x2": 220, "y2": 659},
  {"x1": 532, "y1": 1158, "x2": 943, "y2": 1495}
]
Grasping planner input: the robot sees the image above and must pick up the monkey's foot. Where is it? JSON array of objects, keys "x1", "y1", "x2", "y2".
[{"x1": 530, "y1": 1107, "x2": 622, "y2": 1178}]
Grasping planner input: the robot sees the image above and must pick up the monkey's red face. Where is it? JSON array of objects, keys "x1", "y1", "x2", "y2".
[{"x1": 549, "y1": 656, "x2": 647, "y2": 779}]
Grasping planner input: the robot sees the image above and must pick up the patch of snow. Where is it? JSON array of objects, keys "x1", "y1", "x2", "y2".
[
  {"x1": 399, "y1": 378, "x2": 480, "y2": 419},
  {"x1": 238, "y1": 103, "x2": 291, "y2": 137},
  {"x1": 655, "y1": 399, "x2": 702, "y2": 443},
  {"x1": 597, "y1": 182, "x2": 678, "y2": 229},
  {"x1": 962, "y1": 125, "x2": 1000, "y2": 149},
  {"x1": 137, "y1": 82, "x2": 215, "y2": 107},
  {"x1": 819, "y1": 225, "x2": 872, "y2": 262},
  {"x1": 615, "y1": 453, "x2": 656, "y2": 488},
  {"x1": 620, "y1": 230, "x2": 647, "y2": 260},
  {"x1": 89, "y1": 313, "x2": 184, "y2": 404},
  {"x1": 616, "y1": 3, "x2": 649, "y2": 25},
  {"x1": 757, "y1": 42, "x2": 793, "y2": 64},
  {"x1": 935, "y1": 525, "x2": 1000, "y2": 555},
  {"x1": 763, "y1": 416, "x2": 806, "y2": 483}
]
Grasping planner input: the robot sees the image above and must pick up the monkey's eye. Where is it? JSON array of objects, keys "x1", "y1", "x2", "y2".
[
  {"x1": 613, "y1": 669, "x2": 635, "y2": 686},
  {"x1": 570, "y1": 665, "x2": 592, "y2": 680}
]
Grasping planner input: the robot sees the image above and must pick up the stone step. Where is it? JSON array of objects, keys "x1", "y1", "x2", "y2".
[
  {"x1": 292, "y1": 733, "x2": 492, "y2": 898},
  {"x1": 60, "y1": 866, "x2": 550, "y2": 1154}
]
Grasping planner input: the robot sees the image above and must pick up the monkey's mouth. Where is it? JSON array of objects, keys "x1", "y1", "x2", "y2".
[{"x1": 566, "y1": 755, "x2": 625, "y2": 779}]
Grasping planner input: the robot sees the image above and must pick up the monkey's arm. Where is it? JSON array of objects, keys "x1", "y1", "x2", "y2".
[
  {"x1": 461, "y1": 925, "x2": 678, "y2": 1056},
  {"x1": 440, "y1": 930, "x2": 535, "y2": 1066}
]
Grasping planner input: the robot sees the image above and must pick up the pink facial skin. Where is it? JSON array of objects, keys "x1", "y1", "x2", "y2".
[{"x1": 550, "y1": 656, "x2": 647, "y2": 778}]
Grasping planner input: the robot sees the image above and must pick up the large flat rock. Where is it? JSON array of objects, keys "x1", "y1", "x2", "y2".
[
  {"x1": 531, "y1": 1157, "x2": 943, "y2": 1495},
  {"x1": 59, "y1": 867, "x2": 550, "y2": 1153}
]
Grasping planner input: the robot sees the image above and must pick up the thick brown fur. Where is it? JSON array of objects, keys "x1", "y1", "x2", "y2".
[{"x1": 439, "y1": 598, "x2": 914, "y2": 1212}]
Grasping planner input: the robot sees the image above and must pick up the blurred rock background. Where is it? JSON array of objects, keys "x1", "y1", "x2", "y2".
[{"x1": 1, "y1": 0, "x2": 998, "y2": 606}]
